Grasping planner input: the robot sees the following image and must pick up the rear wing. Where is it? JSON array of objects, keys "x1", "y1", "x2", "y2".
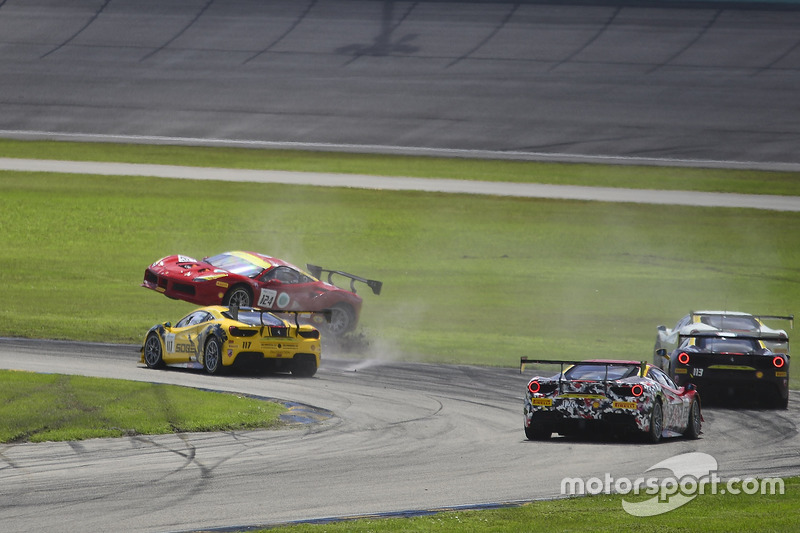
[
  {"x1": 519, "y1": 357, "x2": 646, "y2": 376},
  {"x1": 228, "y1": 305, "x2": 331, "y2": 336},
  {"x1": 307, "y1": 264, "x2": 383, "y2": 295},
  {"x1": 690, "y1": 312, "x2": 794, "y2": 330}
]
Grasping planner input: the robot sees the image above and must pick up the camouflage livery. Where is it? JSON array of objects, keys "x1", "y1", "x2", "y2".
[{"x1": 521, "y1": 359, "x2": 702, "y2": 443}]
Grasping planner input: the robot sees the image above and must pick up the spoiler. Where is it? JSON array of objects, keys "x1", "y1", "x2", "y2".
[
  {"x1": 690, "y1": 311, "x2": 794, "y2": 330},
  {"x1": 228, "y1": 305, "x2": 331, "y2": 337},
  {"x1": 519, "y1": 357, "x2": 646, "y2": 376},
  {"x1": 307, "y1": 264, "x2": 382, "y2": 295},
  {"x1": 677, "y1": 331, "x2": 788, "y2": 342}
]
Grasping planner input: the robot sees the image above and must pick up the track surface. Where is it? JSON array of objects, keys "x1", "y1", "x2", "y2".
[
  {"x1": 2, "y1": 0, "x2": 800, "y2": 166},
  {"x1": 0, "y1": 339, "x2": 798, "y2": 532},
  {"x1": 2, "y1": 1, "x2": 799, "y2": 531}
]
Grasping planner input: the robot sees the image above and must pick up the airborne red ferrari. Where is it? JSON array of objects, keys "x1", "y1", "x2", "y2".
[{"x1": 142, "y1": 251, "x2": 382, "y2": 336}]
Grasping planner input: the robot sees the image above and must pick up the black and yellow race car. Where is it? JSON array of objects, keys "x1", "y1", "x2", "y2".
[
  {"x1": 661, "y1": 332, "x2": 789, "y2": 409},
  {"x1": 141, "y1": 305, "x2": 324, "y2": 377}
]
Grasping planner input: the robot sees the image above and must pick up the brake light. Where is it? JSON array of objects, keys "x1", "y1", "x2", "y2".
[
  {"x1": 228, "y1": 326, "x2": 257, "y2": 337},
  {"x1": 528, "y1": 381, "x2": 541, "y2": 394},
  {"x1": 678, "y1": 352, "x2": 690, "y2": 365},
  {"x1": 631, "y1": 384, "x2": 643, "y2": 397},
  {"x1": 773, "y1": 356, "x2": 786, "y2": 369}
]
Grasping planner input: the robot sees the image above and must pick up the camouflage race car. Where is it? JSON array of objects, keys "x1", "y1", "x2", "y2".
[
  {"x1": 142, "y1": 251, "x2": 382, "y2": 336},
  {"x1": 141, "y1": 305, "x2": 325, "y2": 377},
  {"x1": 521, "y1": 358, "x2": 702, "y2": 443},
  {"x1": 655, "y1": 311, "x2": 792, "y2": 370},
  {"x1": 660, "y1": 332, "x2": 790, "y2": 409}
]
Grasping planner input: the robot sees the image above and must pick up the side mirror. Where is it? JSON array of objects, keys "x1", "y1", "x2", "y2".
[
  {"x1": 265, "y1": 279, "x2": 283, "y2": 286},
  {"x1": 684, "y1": 383, "x2": 696, "y2": 392},
  {"x1": 164, "y1": 322, "x2": 171, "y2": 328},
  {"x1": 656, "y1": 348, "x2": 667, "y2": 357}
]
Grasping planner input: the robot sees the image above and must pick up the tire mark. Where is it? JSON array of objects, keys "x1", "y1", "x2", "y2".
[
  {"x1": 340, "y1": 1, "x2": 419, "y2": 67},
  {"x1": 647, "y1": 9, "x2": 722, "y2": 74},
  {"x1": 446, "y1": 2, "x2": 519, "y2": 69},
  {"x1": 242, "y1": 0, "x2": 317, "y2": 65},
  {"x1": 39, "y1": 0, "x2": 112, "y2": 59},
  {"x1": 754, "y1": 37, "x2": 800, "y2": 76},
  {"x1": 140, "y1": 0, "x2": 216, "y2": 62},
  {"x1": 548, "y1": 6, "x2": 622, "y2": 73}
]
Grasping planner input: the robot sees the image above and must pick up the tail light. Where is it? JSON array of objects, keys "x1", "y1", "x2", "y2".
[
  {"x1": 528, "y1": 381, "x2": 541, "y2": 394},
  {"x1": 773, "y1": 356, "x2": 786, "y2": 369},
  {"x1": 631, "y1": 384, "x2": 643, "y2": 397},
  {"x1": 228, "y1": 326, "x2": 257, "y2": 337},
  {"x1": 678, "y1": 352, "x2": 690, "y2": 365}
]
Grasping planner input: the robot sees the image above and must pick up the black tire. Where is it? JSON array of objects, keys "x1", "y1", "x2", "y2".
[
  {"x1": 203, "y1": 337, "x2": 224, "y2": 375},
  {"x1": 143, "y1": 332, "x2": 164, "y2": 369},
  {"x1": 685, "y1": 400, "x2": 701, "y2": 439},
  {"x1": 647, "y1": 401, "x2": 664, "y2": 444},
  {"x1": 291, "y1": 354, "x2": 318, "y2": 377},
  {"x1": 524, "y1": 422, "x2": 552, "y2": 441},
  {"x1": 223, "y1": 285, "x2": 252, "y2": 308},
  {"x1": 326, "y1": 303, "x2": 355, "y2": 336}
]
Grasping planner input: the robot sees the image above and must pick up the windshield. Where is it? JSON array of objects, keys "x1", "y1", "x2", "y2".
[
  {"x1": 205, "y1": 253, "x2": 264, "y2": 278},
  {"x1": 564, "y1": 364, "x2": 639, "y2": 381},
  {"x1": 697, "y1": 314, "x2": 759, "y2": 331}
]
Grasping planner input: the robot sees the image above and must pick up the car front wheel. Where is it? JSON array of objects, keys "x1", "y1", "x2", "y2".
[
  {"x1": 224, "y1": 286, "x2": 252, "y2": 308},
  {"x1": 143, "y1": 333, "x2": 164, "y2": 369}
]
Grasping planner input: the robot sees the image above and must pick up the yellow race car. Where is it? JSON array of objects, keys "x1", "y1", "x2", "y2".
[{"x1": 141, "y1": 306, "x2": 323, "y2": 377}]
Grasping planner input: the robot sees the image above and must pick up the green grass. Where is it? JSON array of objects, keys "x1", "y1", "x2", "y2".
[
  {"x1": 3, "y1": 138, "x2": 800, "y2": 194},
  {"x1": 0, "y1": 369, "x2": 286, "y2": 443},
  {"x1": 264, "y1": 476, "x2": 800, "y2": 532}
]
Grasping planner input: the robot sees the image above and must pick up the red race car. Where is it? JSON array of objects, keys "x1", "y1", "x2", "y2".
[{"x1": 142, "y1": 251, "x2": 382, "y2": 336}]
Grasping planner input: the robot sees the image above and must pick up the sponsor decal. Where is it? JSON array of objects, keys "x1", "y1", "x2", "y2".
[
  {"x1": 258, "y1": 288, "x2": 277, "y2": 307},
  {"x1": 530, "y1": 398, "x2": 553, "y2": 407},
  {"x1": 612, "y1": 401, "x2": 638, "y2": 409},
  {"x1": 164, "y1": 334, "x2": 175, "y2": 353},
  {"x1": 775, "y1": 371, "x2": 787, "y2": 377},
  {"x1": 216, "y1": 281, "x2": 229, "y2": 288},
  {"x1": 674, "y1": 368, "x2": 688, "y2": 374},
  {"x1": 276, "y1": 292, "x2": 291, "y2": 308},
  {"x1": 177, "y1": 255, "x2": 196, "y2": 263}
]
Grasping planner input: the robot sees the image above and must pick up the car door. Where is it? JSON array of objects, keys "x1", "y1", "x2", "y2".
[
  {"x1": 256, "y1": 266, "x2": 320, "y2": 311},
  {"x1": 162, "y1": 310, "x2": 212, "y2": 364}
]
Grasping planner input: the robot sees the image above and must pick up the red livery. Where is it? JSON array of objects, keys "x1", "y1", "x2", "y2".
[{"x1": 142, "y1": 251, "x2": 381, "y2": 336}]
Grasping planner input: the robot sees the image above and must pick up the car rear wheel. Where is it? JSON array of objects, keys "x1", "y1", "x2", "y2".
[
  {"x1": 291, "y1": 354, "x2": 318, "y2": 377},
  {"x1": 647, "y1": 401, "x2": 663, "y2": 444},
  {"x1": 143, "y1": 333, "x2": 164, "y2": 369},
  {"x1": 203, "y1": 337, "x2": 224, "y2": 375},
  {"x1": 326, "y1": 303, "x2": 355, "y2": 336},
  {"x1": 685, "y1": 400, "x2": 701, "y2": 439},
  {"x1": 224, "y1": 286, "x2": 252, "y2": 308}
]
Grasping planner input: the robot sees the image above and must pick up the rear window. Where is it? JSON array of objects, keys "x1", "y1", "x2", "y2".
[
  {"x1": 695, "y1": 337, "x2": 761, "y2": 353},
  {"x1": 565, "y1": 364, "x2": 638, "y2": 381},
  {"x1": 223, "y1": 310, "x2": 284, "y2": 327}
]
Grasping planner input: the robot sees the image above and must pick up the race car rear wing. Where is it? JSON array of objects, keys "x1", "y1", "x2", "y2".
[
  {"x1": 519, "y1": 357, "x2": 646, "y2": 376},
  {"x1": 228, "y1": 305, "x2": 331, "y2": 336},
  {"x1": 690, "y1": 312, "x2": 794, "y2": 330},
  {"x1": 307, "y1": 264, "x2": 383, "y2": 295},
  {"x1": 519, "y1": 358, "x2": 647, "y2": 396}
]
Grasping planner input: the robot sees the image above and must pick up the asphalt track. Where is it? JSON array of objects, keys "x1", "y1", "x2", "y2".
[
  {"x1": 2, "y1": 0, "x2": 800, "y2": 167},
  {"x1": 1, "y1": 339, "x2": 799, "y2": 532},
  {"x1": 2, "y1": 1, "x2": 800, "y2": 531}
]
